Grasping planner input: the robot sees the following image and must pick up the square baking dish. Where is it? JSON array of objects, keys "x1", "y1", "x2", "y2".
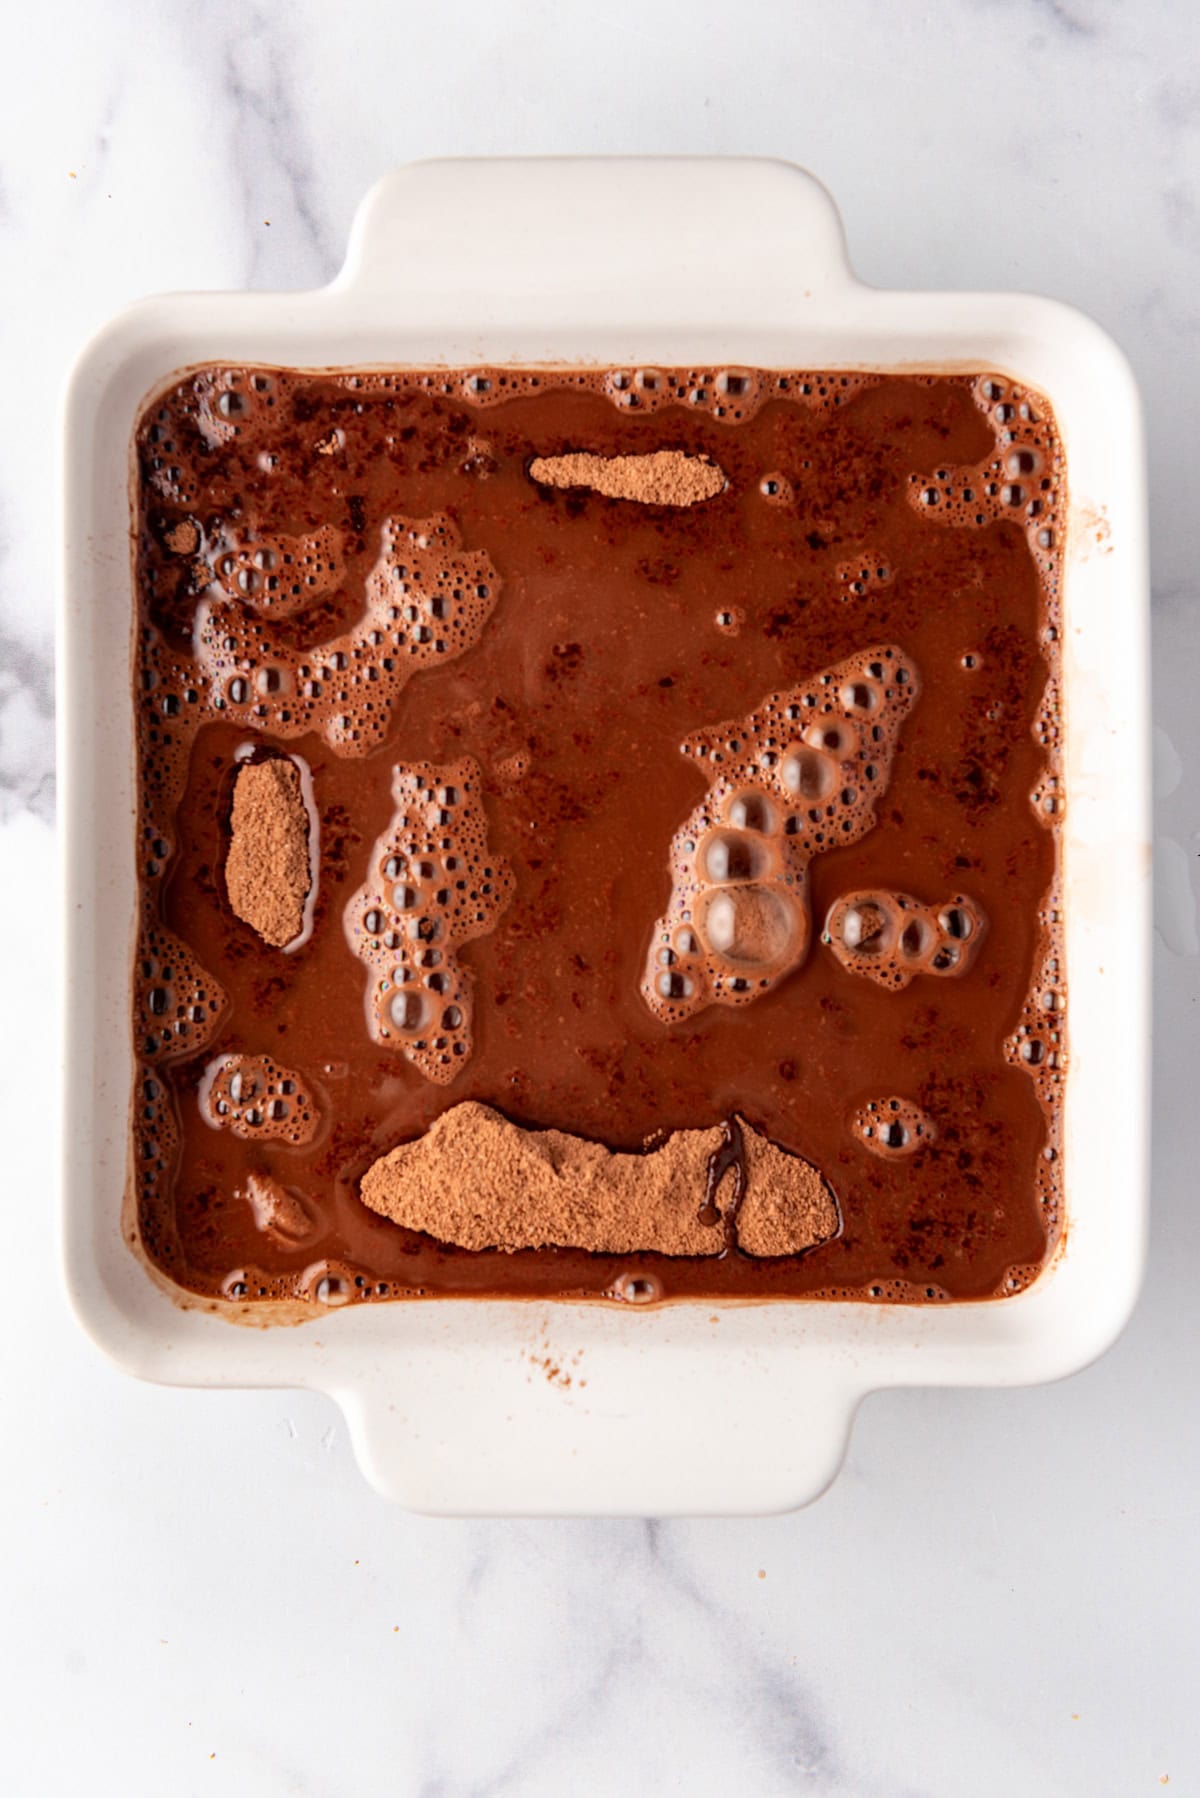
[{"x1": 61, "y1": 157, "x2": 1150, "y2": 1515}]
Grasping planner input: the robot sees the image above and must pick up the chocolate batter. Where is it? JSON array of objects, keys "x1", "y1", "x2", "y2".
[{"x1": 130, "y1": 364, "x2": 1066, "y2": 1309}]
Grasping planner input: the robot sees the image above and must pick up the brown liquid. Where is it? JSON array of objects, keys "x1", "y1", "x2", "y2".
[{"x1": 131, "y1": 365, "x2": 1066, "y2": 1308}]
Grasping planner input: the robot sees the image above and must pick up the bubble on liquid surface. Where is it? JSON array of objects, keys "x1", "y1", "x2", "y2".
[
  {"x1": 611, "y1": 1271, "x2": 664, "y2": 1304},
  {"x1": 837, "y1": 898, "x2": 894, "y2": 957},
  {"x1": 389, "y1": 990, "x2": 428, "y2": 1032},
  {"x1": 641, "y1": 645, "x2": 920, "y2": 1023},
  {"x1": 345, "y1": 757, "x2": 514, "y2": 1082},
  {"x1": 782, "y1": 745, "x2": 837, "y2": 802},
  {"x1": 700, "y1": 829, "x2": 769, "y2": 883},
  {"x1": 726, "y1": 790, "x2": 775, "y2": 833},
  {"x1": 305, "y1": 1263, "x2": 354, "y2": 1307},
  {"x1": 824, "y1": 891, "x2": 985, "y2": 990},
  {"x1": 699, "y1": 884, "x2": 801, "y2": 967}
]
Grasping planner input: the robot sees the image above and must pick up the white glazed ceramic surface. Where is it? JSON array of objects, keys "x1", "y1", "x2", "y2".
[{"x1": 60, "y1": 158, "x2": 1149, "y2": 1516}]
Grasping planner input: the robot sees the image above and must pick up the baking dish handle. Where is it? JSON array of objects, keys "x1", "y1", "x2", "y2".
[
  {"x1": 330, "y1": 1335, "x2": 863, "y2": 1517},
  {"x1": 335, "y1": 156, "x2": 856, "y2": 311}
]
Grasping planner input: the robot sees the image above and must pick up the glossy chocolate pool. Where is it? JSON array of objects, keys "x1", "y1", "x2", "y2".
[{"x1": 130, "y1": 365, "x2": 1066, "y2": 1308}]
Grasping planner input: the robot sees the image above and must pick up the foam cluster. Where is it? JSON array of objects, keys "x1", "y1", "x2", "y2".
[
  {"x1": 432, "y1": 365, "x2": 880, "y2": 425},
  {"x1": 136, "y1": 922, "x2": 227, "y2": 1062},
  {"x1": 216, "y1": 1258, "x2": 373, "y2": 1306},
  {"x1": 192, "y1": 514, "x2": 499, "y2": 754},
  {"x1": 641, "y1": 647, "x2": 920, "y2": 1023},
  {"x1": 193, "y1": 367, "x2": 284, "y2": 452},
  {"x1": 1029, "y1": 670, "x2": 1066, "y2": 829},
  {"x1": 135, "y1": 625, "x2": 199, "y2": 824},
  {"x1": 837, "y1": 555, "x2": 895, "y2": 601},
  {"x1": 200, "y1": 1053, "x2": 319, "y2": 1144},
  {"x1": 1003, "y1": 936, "x2": 1067, "y2": 1108},
  {"x1": 905, "y1": 369, "x2": 1066, "y2": 1247},
  {"x1": 175, "y1": 364, "x2": 880, "y2": 432},
  {"x1": 142, "y1": 371, "x2": 297, "y2": 506},
  {"x1": 850, "y1": 1096, "x2": 936, "y2": 1157},
  {"x1": 345, "y1": 757, "x2": 514, "y2": 1082},
  {"x1": 908, "y1": 374, "x2": 1064, "y2": 588},
  {"x1": 199, "y1": 523, "x2": 343, "y2": 618},
  {"x1": 813, "y1": 1276, "x2": 951, "y2": 1303},
  {"x1": 824, "y1": 891, "x2": 984, "y2": 990},
  {"x1": 133, "y1": 1065, "x2": 180, "y2": 1265},
  {"x1": 134, "y1": 510, "x2": 500, "y2": 901}
]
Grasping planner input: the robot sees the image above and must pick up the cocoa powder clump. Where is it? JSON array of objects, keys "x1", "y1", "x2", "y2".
[
  {"x1": 360, "y1": 1101, "x2": 838, "y2": 1258},
  {"x1": 362, "y1": 1102, "x2": 728, "y2": 1254},
  {"x1": 226, "y1": 759, "x2": 310, "y2": 948},
  {"x1": 243, "y1": 1172, "x2": 315, "y2": 1243},
  {"x1": 529, "y1": 450, "x2": 726, "y2": 507},
  {"x1": 164, "y1": 519, "x2": 199, "y2": 555},
  {"x1": 735, "y1": 1129, "x2": 840, "y2": 1256}
]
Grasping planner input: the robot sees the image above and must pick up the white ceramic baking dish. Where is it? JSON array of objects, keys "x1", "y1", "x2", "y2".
[{"x1": 60, "y1": 158, "x2": 1150, "y2": 1516}]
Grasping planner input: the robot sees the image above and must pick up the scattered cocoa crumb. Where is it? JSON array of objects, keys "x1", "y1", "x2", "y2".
[
  {"x1": 527, "y1": 1352, "x2": 573, "y2": 1388},
  {"x1": 735, "y1": 1129, "x2": 840, "y2": 1256},
  {"x1": 226, "y1": 759, "x2": 310, "y2": 947},
  {"x1": 359, "y1": 1101, "x2": 838, "y2": 1258},
  {"x1": 164, "y1": 519, "x2": 199, "y2": 555},
  {"x1": 529, "y1": 450, "x2": 726, "y2": 507}
]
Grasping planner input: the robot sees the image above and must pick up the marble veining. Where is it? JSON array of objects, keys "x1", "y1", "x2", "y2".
[
  {"x1": 0, "y1": 622, "x2": 54, "y2": 823},
  {"x1": 1, "y1": 0, "x2": 1198, "y2": 1791},
  {"x1": 216, "y1": 7, "x2": 339, "y2": 288}
]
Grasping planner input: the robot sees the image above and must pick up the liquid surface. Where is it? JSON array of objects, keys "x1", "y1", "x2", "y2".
[{"x1": 131, "y1": 365, "x2": 1066, "y2": 1309}]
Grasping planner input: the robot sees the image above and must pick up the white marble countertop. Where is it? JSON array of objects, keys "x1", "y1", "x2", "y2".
[{"x1": 3, "y1": 1, "x2": 1197, "y2": 1791}]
